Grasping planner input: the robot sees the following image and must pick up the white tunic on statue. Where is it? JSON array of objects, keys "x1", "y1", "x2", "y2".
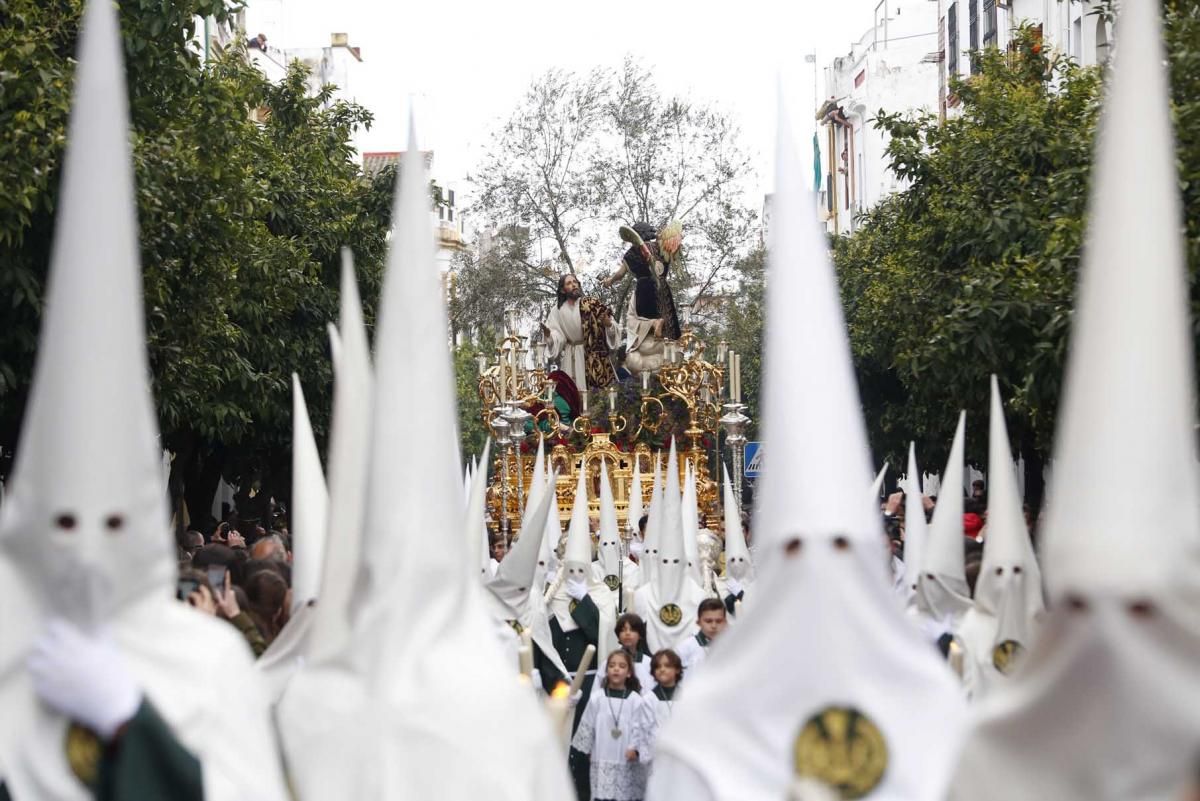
[{"x1": 544, "y1": 299, "x2": 619, "y2": 391}]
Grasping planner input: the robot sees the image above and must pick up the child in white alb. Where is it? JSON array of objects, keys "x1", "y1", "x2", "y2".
[
  {"x1": 673, "y1": 598, "x2": 728, "y2": 672},
  {"x1": 571, "y1": 649, "x2": 653, "y2": 801},
  {"x1": 641, "y1": 648, "x2": 682, "y2": 762},
  {"x1": 614, "y1": 612, "x2": 655, "y2": 690}
]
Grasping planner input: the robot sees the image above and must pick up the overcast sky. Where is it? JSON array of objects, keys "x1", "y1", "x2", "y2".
[{"x1": 246, "y1": 0, "x2": 888, "y2": 204}]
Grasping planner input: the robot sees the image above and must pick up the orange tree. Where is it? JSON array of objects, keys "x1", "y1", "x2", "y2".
[
  {"x1": 0, "y1": 0, "x2": 395, "y2": 530},
  {"x1": 832, "y1": 28, "x2": 1103, "y2": 509}
]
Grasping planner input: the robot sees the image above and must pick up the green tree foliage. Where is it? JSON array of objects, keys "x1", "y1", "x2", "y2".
[
  {"x1": 1167, "y1": 0, "x2": 1200, "y2": 298},
  {"x1": 454, "y1": 341, "x2": 491, "y2": 462},
  {"x1": 834, "y1": 14, "x2": 1200, "y2": 508},
  {"x1": 832, "y1": 29, "x2": 1103, "y2": 505},
  {"x1": 722, "y1": 246, "x2": 764, "y2": 442},
  {"x1": 0, "y1": 0, "x2": 395, "y2": 529},
  {"x1": 458, "y1": 58, "x2": 757, "y2": 338}
]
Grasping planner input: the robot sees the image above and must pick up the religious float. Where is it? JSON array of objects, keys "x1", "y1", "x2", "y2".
[{"x1": 476, "y1": 305, "x2": 752, "y2": 543}]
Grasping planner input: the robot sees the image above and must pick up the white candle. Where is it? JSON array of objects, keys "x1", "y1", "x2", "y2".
[
  {"x1": 642, "y1": 370, "x2": 651, "y2": 394},
  {"x1": 568, "y1": 645, "x2": 596, "y2": 698},
  {"x1": 509, "y1": 346, "x2": 518, "y2": 394},
  {"x1": 498, "y1": 354, "x2": 508, "y2": 402},
  {"x1": 729, "y1": 352, "x2": 739, "y2": 402},
  {"x1": 547, "y1": 684, "x2": 571, "y2": 746},
  {"x1": 518, "y1": 645, "x2": 533, "y2": 678},
  {"x1": 728, "y1": 350, "x2": 736, "y2": 399},
  {"x1": 580, "y1": 390, "x2": 589, "y2": 413},
  {"x1": 607, "y1": 386, "x2": 617, "y2": 411}
]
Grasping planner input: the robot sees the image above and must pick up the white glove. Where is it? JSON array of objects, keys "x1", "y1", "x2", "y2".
[
  {"x1": 629, "y1": 540, "x2": 644, "y2": 557},
  {"x1": 567, "y1": 689, "x2": 583, "y2": 708},
  {"x1": 565, "y1": 578, "x2": 589, "y2": 602},
  {"x1": 28, "y1": 620, "x2": 142, "y2": 740},
  {"x1": 726, "y1": 577, "x2": 744, "y2": 597}
]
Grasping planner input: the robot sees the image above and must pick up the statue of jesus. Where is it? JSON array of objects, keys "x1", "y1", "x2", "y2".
[{"x1": 541, "y1": 274, "x2": 620, "y2": 391}]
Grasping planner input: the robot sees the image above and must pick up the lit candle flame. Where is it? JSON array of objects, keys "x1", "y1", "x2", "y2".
[{"x1": 550, "y1": 681, "x2": 570, "y2": 700}]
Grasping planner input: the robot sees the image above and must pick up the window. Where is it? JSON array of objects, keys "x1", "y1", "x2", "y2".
[
  {"x1": 948, "y1": 2, "x2": 959, "y2": 77},
  {"x1": 982, "y1": 0, "x2": 997, "y2": 47},
  {"x1": 969, "y1": 0, "x2": 979, "y2": 52},
  {"x1": 1072, "y1": 15, "x2": 1083, "y2": 62}
]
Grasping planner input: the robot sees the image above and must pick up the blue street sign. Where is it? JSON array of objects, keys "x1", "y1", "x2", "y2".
[{"x1": 744, "y1": 441, "x2": 763, "y2": 478}]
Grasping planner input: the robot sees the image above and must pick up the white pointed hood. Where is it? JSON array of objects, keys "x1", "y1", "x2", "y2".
[
  {"x1": 327, "y1": 322, "x2": 343, "y2": 374},
  {"x1": 491, "y1": 438, "x2": 549, "y2": 606},
  {"x1": 290, "y1": 375, "x2": 329, "y2": 610},
  {"x1": 0, "y1": 0, "x2": 169, "y2": 631},
  {"x1": 641, "y1": 453, "x2": 664, "y2": 587},
  {"x1": 954, "y1": 380, "x2": 1044, "y2": 700},
  {"x1": 974, "y1": 377, "x2": 1043, "y2": 627},
  {"x1": 915, "y1": 412, "x2": 973, "y2": 625},
  {"x1": 950, "y1": 6, "x2": 1200, "y2": 797},
  {"x1": 901, "y1": 443, "x2": 927, "y2": 607},
  {"x1": 627, "y1": 458, "x2": 645, "y2": 538},
  {"x1": 656, "y1": 439, "x2": 688, "y2": 602},
  {"x1": 487, "y1": 466, "x2": 569, "y2": 680},
  {"x1": 650, "y1": 100, "x2": 966, "y2": 801},
  {"x1": 254, "y1": 376, "x2": 329, "y2": 698},
  {"x1": 0, "y1": 3, "x2": 289, "y2": 797},
  {"x1": 304, "y1": 248, "x2": 373, "y2": 666},
  {"x1": 634, "y1": 439, "x2": 707, "y2": 653},
  {"x1": 348, "y1": 128, "x2": 572, "y2": 798},
  {"x1": 597, "y1": 458, "x2": 623, "y2": 584},
  {"x1": 276, "y1": 253, "x2": 376, "y2": 800},
  {"x1": 522, "y1": 436, "x2": 547, "y2": 529},
  {"x1": 534, "y1": 458, "x2": 561, "y2": 590},
  {"x1": 869, "y1": 462, "x2": 888, "y2": 514},
  {"x1": 681, "y1": 459, "x2": 704, "y2": 585},
  {"x1": 467, "y1": 442, "x2": 503, "y2": 587},
  {"x1": 550, "y1": 462, "x2": 616, "y2": 657},
  {"x1": 562, "y1": 466, "x2": 592, "y2": 580},
  {"x1": 490, "y1": 466, "x2": 558, "y2": 610},
  {"x1": 721, "y1": 467, "x2": 753, "y2": 583}
]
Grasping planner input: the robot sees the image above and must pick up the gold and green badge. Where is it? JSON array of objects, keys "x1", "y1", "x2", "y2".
[
  {"x1": 992, "y1": 640, "x2": 1024, "y2": 674},
  {"x1": 794, "y1": 706, "x2": 888, "y2": 799},
  {"x1": 65, "y1": 723, "x2": 101, "y2": 787}
]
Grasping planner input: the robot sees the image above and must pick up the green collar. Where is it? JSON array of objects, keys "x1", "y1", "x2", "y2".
[
  {"x1": 696, "y1": 631, "x2": 711, "y2": 647},
  {"x1": 653, "y1": 685, "x2": 676, "y2": 701},
  {"x1": 604, "y1": 686, "x2": 633, "y2": 699}
]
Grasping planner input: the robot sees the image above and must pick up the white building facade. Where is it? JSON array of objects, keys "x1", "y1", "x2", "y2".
[
  {"x1": 817, "y1": 0, "x2": 942, "y2": 235},
  {"x1": 937, "y1": 0, "x2": 1113, "y2": 117},
  {"x1": 817, "y1": 0, "x2": 1115, "y2": 236}
]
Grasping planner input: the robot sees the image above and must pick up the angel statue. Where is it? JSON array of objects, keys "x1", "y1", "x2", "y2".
[{"x1": 602, "y1": 220, "x2": 683, "y2": 375}]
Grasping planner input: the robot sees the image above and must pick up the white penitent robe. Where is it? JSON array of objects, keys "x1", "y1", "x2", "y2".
[{"x1": 544, "y1": 299, "x2": 619, "y2": 391}]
